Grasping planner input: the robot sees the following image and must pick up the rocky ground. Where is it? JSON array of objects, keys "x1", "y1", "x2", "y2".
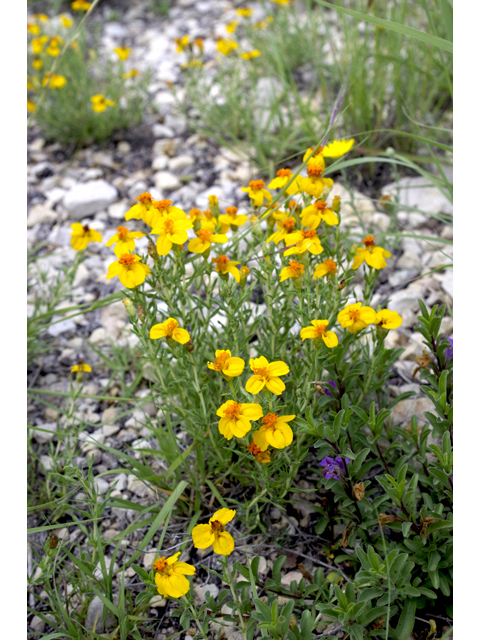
[{"x1": 27, "y1": 1, "x2": 453, "y2": 637}]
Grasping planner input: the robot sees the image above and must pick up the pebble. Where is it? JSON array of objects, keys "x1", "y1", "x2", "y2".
[
  {"x1": 32, "y1": 422, "x2": 57, "y2": 444},
  {"x1": 168, "y1": 155, "x2": 194, "y2": 172},
  {"x1": 152, "y1": 123, "x2": 175, "y2": 138},
  {"x1": 154, "y1": 171, "x2": 181, "y2": 192},
  {"x1": 27, "y1": 203, "x2": 57, "y2": 227},
  {"x1": 382, "y1": 176, "x2": 453, "y2": 216},
  {"x1": 64, "y1": 180, "x2": 118, "y2": 218}
]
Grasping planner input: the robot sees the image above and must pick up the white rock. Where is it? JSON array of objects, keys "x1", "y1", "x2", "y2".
[
  {"x1": 371, "y1": 212, "x2": 390, "y2": 232},
  {"x1": 103, "y1": 424, "x2": 120, "y2": 437},
  {"x1": 152, "y1": 156, "x2": 169, "y2": 171},
  {"x1": 108, "y1": 200, "x2": 129, "y2": 220},
  {"x1": 154, "y1": 171, "x2": 181, "y2": 192},
  {"x1": 47, "y1": 318, "x2": 76, "y2": 337},
  {"x1": 389, "y1": 270, "x2": 416, "y2": 288},
  {"x1": 27, "y1": 204, "x2": 57, "y2": 227},
  {"x1": 84, "y1": 168, "x2": 103, "y2": 180},
  {"x1": 396, "y1": 252, "x2": 422, "y2": 270},
  {"x1": 382, "y1": 176, "x2": 453, "y2": 216},
  {"x1": 143, "y1": 551, "x2": 156, "y2": 570},
  {"x1": 387, "y1": 289, "x2": 420, "y2": 315},
  {"x1": 281, "y1": 571, "x2": 304, "y2": 588},
  {"x1": 30, "y1": 616, "x2": 45, "y2": 633},
  {"x1": 149, "y1": 595, "x2": 166, "y2": 608},
  {"x1": 168, "y1": 155, "x2": 194, "y2": 172},
  {"x1": 89, "y1": 327, "x2": 108, "y2": 345},
  {"x1": 152, "y1": 123, "x2": 175, "y2": 138},
  {"x1": 128, "y1": 181, "x2": 149, "y2": 200},
  {"x1": 442, "y1": 270, "x2": 453, "y2": 298},
  {"x1": 85, "y1": 595, "x2": 117, "y2": 632},
  {"x1": 73, "y1": 263, "x2": 90, "y2": 288},
  {"x1": 117, "y1": 141, "x2": 131, "y2": 154},
  {"x1": 32, "y1": 423, "x2": 57, "y2": 444},
  {"x1": 194, "y1": 583, "x2": 219, "y2": 605},
  {"x1": 94, "y1": 478, "x2": 109, "y2": 495},
  {"x1": 40, "y1": 455, "x2": 54, "y2": 471},
  {"x1": 105, "y1": 23, "x2": 129, "y2": 39},
  {"x1": 64, "y1": 180, "x2": 118, "y2": 218},
  {"x1": 44, "y1": 187, "x2": 66, "y2": 205}
]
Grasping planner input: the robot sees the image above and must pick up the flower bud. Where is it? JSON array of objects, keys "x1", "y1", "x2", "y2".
[
  {"x1": 137, "y1": 303, "x2": 146, "y2": 323},
  {"x1": 347, "y1": 243, "x2": 358, "y2": 261},
  {"x1": 123, "y1": 297, "x2": 136, "y2": 322},
  {"x1": 332, "y1": 195, "x2": 341, "y2": 214},
  {"x1": 337, "y1": 279, "x2": 346, "y2": 291},
  {"x1": 239, "y1": 265, "x2": 249, "y2": 288},
  {"x1": 208, "y1": 195, "x2": 220, "y2": 218},
  {"x1": 250, "y1": 215, "x2": 263, "y2": 239},
  {"x1": 148, "y1": 238, "x2": 159, "y2": 261}
]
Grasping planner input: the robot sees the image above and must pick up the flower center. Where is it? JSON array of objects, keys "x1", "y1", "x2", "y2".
[
  {"x1": 262, "y1": 413, "x2": 278, "y2": 430},
  {"x1": 213, "y1": 352, "x2": 230, "y2": 370},
  {"x1": 313, "y1": 200, "x2": 327, "y2": 211},
  {"x1": 324, "y1": 259, "x2": 337, "y2": 273},
  {"x1": 224, "y1": 401, "x2": 241, "y2": 419},
  {"x1": 82, "y1": 224, "x2": 90, "y2": 232},
  {"x1": 197, "y1": 229, "x2": 212, "y2": 242},
  {"x1": 349, "y1": 310, "x2": 361, "y2": 321},
  {"x1": 153, "y1": 557, "x2": 168, "y2": 573},
  {"x1": 252, "y1": 366, "x2": 269, "y2": 378},
  {"x1": 282, "y1": 219, "x2": 296, "y2": 232},
  {"x1": 287, "y1": 260, "x2": 304, "y2": 278},
  {"x1": 117, "y1": 226, "x2": 129, "y2": 240},
  {"x1": 163, "y1": 218, "x2": 175, "y2": 234},
  {"x1": 247, "y1": 442, "x2": 262, "y2": 456},
  {"x1": 306, "y1": 145, "x2": 323, "y2": 158},
  {"x1": 277, "y1": 168, "x2": 291, "y2": 177},
  {"x1": 189, "y1": 208, "x2": 202, "y2": 220},
  {"x1": 225, "y1": 206, "x2": 238, "y2": 216},
  {"x1": 210, "y1": 520, "x2": 224, "y2": 533},
  {"x1": 240, "y1": 266, "x2": 250, "y2": 276},
  {"x1": 302, "y1": 229, "x2": 317, "y2": 239},
  {"x1": 154, "y1": 199, "x2": 173, "y2": 213},
  {"x1": 119, "y1": 254, "x2": 136, "y2": 267},
  {"x1": 136, "y1": 192, "x2": 152, "y2": 205},
  {"x1": 307, "y1": 165, "x2": 323, "y2": 178},
  {"x1": 212, "y1": 255, "x2": 229, "y2": 272},
  {"x1": 249, "y1": 180, "x2": 266, "y2": 190},
  {"x1": 203, "y1": 209, "x2": 213, "y2": 219},
  {"x1": 164, "y1": 319, "x2": 178, "y2": 336},
  {"x1": 362, "y1": 235, "x2": 376, "y2": 248},
  {"x1": 314, "y1": 324, "x2": 327, "y2": 337}
]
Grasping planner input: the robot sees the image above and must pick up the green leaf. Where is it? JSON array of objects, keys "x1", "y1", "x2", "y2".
[
  {"x1": 395, "y1": 599, "x2": 417, "y2": 640},
  {"x1": 272, "y1": 556, "x2": 286, "y2": 586}
]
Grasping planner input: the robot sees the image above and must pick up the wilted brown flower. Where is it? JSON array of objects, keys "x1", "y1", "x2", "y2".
[{"x1": 353, "y1": 482, "x2": 365, "y2": 501}]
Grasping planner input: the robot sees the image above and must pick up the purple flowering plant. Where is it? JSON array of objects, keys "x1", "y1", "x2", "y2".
[{"x1": 319, "y1": 455, "x2": 351, "y2": 480}]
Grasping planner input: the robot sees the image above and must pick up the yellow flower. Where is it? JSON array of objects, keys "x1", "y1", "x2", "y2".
[
  {"x1": 153, "y1": 553, "x2": 195, "y2": 598},
  {"x1": 192, "y1": 508, "x2": 236, "y2": 555},
  {"x1": 32, "y1": 57, "x2": 43, "y2": 70},
  {"x1": 216, "y1": 400, "x2": 263, "y2": 439},
  {"x1": 106, "y1": 253, "x2": 151, "y2": 288},
  {"x1": 226, "y1": 20, "x2": 239, "y2": 34},
  {"x1": 284, "y1": 229, "x2": 323, "y2": 256},
  {"x1": 27, "y1": 99, "x2": 36, "y2": 112},
  {"x1": 71, "y1": 1, "x2": 91, "y2": 11},
  {"x1": 352, "y1": 235, "x2": 391, "y2": 270},
  {"x1": 71, "y1": 361, "x2": 92, "y2": 373},
  {"x1": 241, "y1": 49, "x2": 261, "y2": 59},
  {"x1": 114, "y1": 46, "x2": 132, "y2": 60},
  {"x1": 296, "y1": 163, "x2": 333, "y2": 199},
  {"x1": 31, "y1": 35, "x2": 49, "y2": 54},
  {"x1": 151, "y1": 211, "x2": 193, "y2": 255},
  {"x1": 300, "y1": 320, "x2": 338, "y2": 348},
  {"x1": 212, "y1": 255, "x2": 241, "y2": 283},
  {"x1": 376, "y1": 309, "x2": 403, "y2": 330},
  {"x1": 70, "y1": 223, "x2": 102, "y2": 250},
  {"x1": 267, "y1": 213, "x2": 296, "y2": 245},
  {"x1": 217, "y1": 38, "x2": 239, "y2": 55},
  {"x1": 207, "y1": 350, "x2": 245, "y2": 379},
  {"x1": 337, "y1": 302, "x2": 376, "y2": 333},
  {"x1": 125, "y1": 192, "x2": 158, "y2": 226},
  {"x1": 313, "y1": 259, "x2": 337, "y2": 279},
  {"x1": 237, "y1": 8, "x2": 253, "y2": 17},
  {"x1": 31, "y1": 13, "x2": 49, "y2": 22},
  {"x1": 123, "y1": 68, "x2": 140, "y2": 79},
  {"x1": 323, "y1": 138, "x2": 355, "y2": 158},
  {"x1": 241, "y1": 180, "x2": 272, "y2": 208},
  {"x1": 247, "y1": 442, "x2": 271, "y2": 463},
  {"x1": 270, "y1": 0, "x2": 291, "y2": 4},
  {"x1": 245, "y1": 356, "x2": 289, "y2": 395},
  {"x1": 218, "y1": 206, "x2": 248, "y2": 233},
  {"x1": 60, "y1": 15, "x2": 73, "y2": 28},
  {"x1": 174, "y1": 35, "x2": 189, "y2": 52},
  {"x1": 90, "y1": 94, "x2": 116, "y2": 112},
  {"x1": 268, "y1": 168, "x2": 299, "y2": 194},
  {"x1": 279, "y1": 259, "x2": 304, "y2": 283},
  {"x1": 150, "y1": 318, "x2": 190, "y2": 344},
  {"x1": 301, "y1": 200, "x2": 338, "y2": 228},
  {"x1": 42, "y1": 73, "x2": 67, "y2": 89},
  {"x1": 27, "y1": 23, "x2": 41, "y2": 35},
  {"x1": 252, "y1": 413, "x2": 295, "y2": 450},
  {"x1": 188, "y1": 227, "x2": 228, "y2": 254},
  {"x1": 302, "y1": 146, "x2": 325, "y2": 169},
  {"x1": 254, "y1": 20, "x2": 268, "y2": 29},
  {"x1": 46, "y1": 36, "x2": 63, "y2": 56},
  {"x1": 105, "y1": 226, "x2": 144, "y2": 257}
]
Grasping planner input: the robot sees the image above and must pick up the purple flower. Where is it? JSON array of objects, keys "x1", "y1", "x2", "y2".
[
  {"x1": 320, "y1": 456, "x2": 351, "y2": 480},
  {"x1": 323, "y1": 381, "x2": 337, "y2": 397},
  {"x1": 443, "y1": 335, "x2": 453, "y2": 361}
]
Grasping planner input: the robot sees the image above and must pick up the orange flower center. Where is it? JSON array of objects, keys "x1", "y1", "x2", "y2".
[
  {"x1": 314, "y1": 323, "x2": 327, "y2": 337},
  {"x1": 349, "y1": 310, "x2": 361, "y2": 321},
  {"x1": 136, "y1": 192, "x2": 152, "y2": 205},
  {"x1": 197, "y1": 229, "x2": 212, "y2": 242},
  {"x1": 154, "y1": 199, "x2": 173, "y2": 212},
  {"x1": 252, "y1": 365, "x2": 269, "y2": 378},
  {"x1": 240, "y1": 266, "x2": 250, "y2": 276},
  {"x1": 213, "y1": 352, "x2": 230, "y2": 371},
  {"x1": 281, "y1": 219, "x2": 296, "y2": 232},
  {"x1": 302, "y1": 229, "x2": 317, "y2": 239},
  {"x1": 362, "y1": 235, "x2": 376, "y2": 248},
  {"x1": 163, "y1": 218, "x2": 175, "y2": 234},
  {"x1": 307, "y1": 165, "x2": 323, "y2": 178},
  {"x1": 203, "y1": 209, "x2": 213, "y2": 219},
  {"x1": 306, "y1": 145, "x2": 323, "y2": 158},
  {"x1": 212, "y1": 255, "x2": 229, "y2": 272},
  {"x1": 153, "y1": 557, "x2": 168, "y2": 573},
  {"x1": 313, "y1": 200, "x2": 328, "y2": 211},
  {"x1": 223, "y1": 401, "x2": 241, "y2": 419},
  {"x1": 117, "y1": 226, "x2": 129, "y2": 240},
  {"x1": 287, "y1": 260, "x2": 304, "y2": 278},
  {"x1": 164, "y1": 319, "x2": 178, "y2": 336},
  {"x1": 119, "y1": 254, "x2": 136, "y2": 267},
  {"x1": 262, "y1": 412, "x2": 278, "y2": 430},
  {"x1": 225, "y1": 206, "x2": 238, "y2": 216},
  {"x1": 189, "y1": 208, "x2": 202, "y2": 219},
  {"x1": 324, "y1": 259, "x2": 337, "y2": 273},
  {"x1": 210, "y1": 519, "x2": 224, "y2": 533},
  {"x1": 249, "y1": 180, "x2": 266, "y2": 190},
  {"x1": 276, "y1": 168, "x2": 291, "y2": 177},
  {"x1": 247, "y1": 442, "x2": 262, "y2": 456}
]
